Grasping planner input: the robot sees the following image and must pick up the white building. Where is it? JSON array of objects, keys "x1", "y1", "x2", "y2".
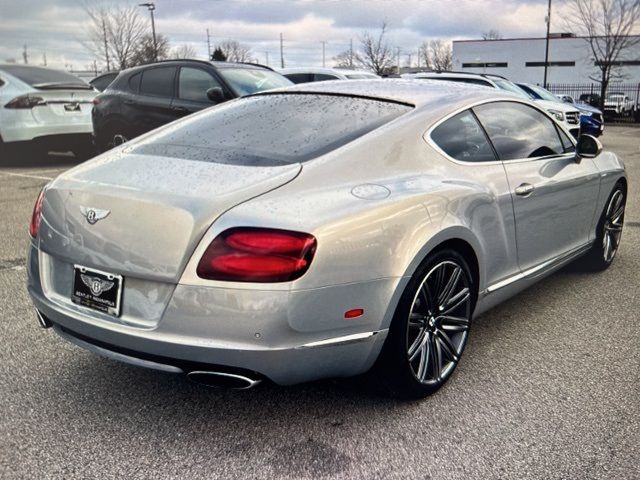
[{"x1": 452, "y1": 34, "x2": 640, "y2": 84}]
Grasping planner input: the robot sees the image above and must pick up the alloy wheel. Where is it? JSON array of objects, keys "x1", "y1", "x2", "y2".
[
  {"x1": 603, "y1": 189, "x2": 625, "y2": 262},
  {"x1": 406, "y1": 260, "x2": 472, "y2": 385}
]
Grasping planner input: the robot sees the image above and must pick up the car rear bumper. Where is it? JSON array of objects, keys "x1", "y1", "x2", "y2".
[
  {"x1": 2, "y1": 118, "x2": 93, "y2": 143},
  {"x1": 27, "y1": 243, "x2": 394, "y2": 385}
]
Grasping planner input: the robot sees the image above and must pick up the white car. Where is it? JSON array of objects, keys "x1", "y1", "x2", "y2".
[
  {"x1": 603, "y1": 93, "x2": 635, "y2": 117},
  {"x1": 403, "y1": 72, "x2": 581, "y2": 137},
  {"x1": 0, "y1": 64, "x2": 96, "y2": 158},
  {"x1": 279, "y1": 67, "x2": 380, "y2": 84}
]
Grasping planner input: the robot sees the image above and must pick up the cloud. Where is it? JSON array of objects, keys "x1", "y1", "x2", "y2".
[{"x1": 0, "y1": 0, "x2": 581, "y2": 70}]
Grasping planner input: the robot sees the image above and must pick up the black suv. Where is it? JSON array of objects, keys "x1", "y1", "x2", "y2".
[{"x1": 92, "y1": 60, "x2": 292, "y2": 151}]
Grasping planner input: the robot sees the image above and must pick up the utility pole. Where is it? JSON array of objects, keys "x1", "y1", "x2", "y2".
[
  {"x1": 102, "y1": 17, "x2": 110, "y2": 71},
  {"x1": 42, "y1": 52, "x2": 47, "y2": 66},
  {"x1": 206, "y1": 28, "x2": 211, "y2": 59},
  {"x1": 396, "y1": 47, "x2": 401, "y2": 75},
  {"x1": 320, "y1": 41, "x2": 327, "y2": 67},
  {"x1": 543, "y1": 0, "x2": 552, "y2": 88},
  {"x1": 280, "y1": 33, "x2": 284, "y2": 68},
  {"x1": 265, "y1": 51, "x2": 269, "y2": 66},
  {"x1": 349, "y1": 38, "x2": 354, "y2": 68},
  {"x1": 22, "y1": 44, "x2": 28, "y2": 64},
  {"x1": 139, "y1": 3, "x2": 157, "y2": 61},
  {"x1": 406, "y1": 53, "x2": 412, "y2": 68}
]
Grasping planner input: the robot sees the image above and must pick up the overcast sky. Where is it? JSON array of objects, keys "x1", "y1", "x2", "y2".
[{"x1": 0, "y1": 0, "x2": 582, "y2": 71}]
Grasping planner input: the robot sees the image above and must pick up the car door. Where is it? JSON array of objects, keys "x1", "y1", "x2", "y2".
[
  {"x1": 474, "y1": 101, "x2": 600, "y2": 271},
  {"x1": 132, "y1": 65, "x2": 177, "y2": 136},
  {"x1": 171, "y1": 66, "x2": 227, "y2": 118}
]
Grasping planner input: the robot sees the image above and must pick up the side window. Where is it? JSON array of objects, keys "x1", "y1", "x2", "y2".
[
  {"x1": 314, "y1": 73, "x2": 339, "y2": 81},
  {"x1": 430, "y1": 110, "x2": 497, "y2": 162},
  {"x1": 178, "y1": 67, "x2": 223, "y2": 102},
  {"x1": 556, "y1": 124, "x2": 576, "y2": 153},
  {"x1": 128, "y1": 72, "x2": 141, "y2": 92},
  {"x1": 0, "y1": 77, "x2": 5, "y2": 87},
  {"x1": 285, "y1": 73, "x2": 313, "y2": 84},
  {"x1": 139, "y1": 67, "x2": 176, "y2": 98},
  {"x1": 473, "y1": 102, "x2": 564, "y2": 160}
]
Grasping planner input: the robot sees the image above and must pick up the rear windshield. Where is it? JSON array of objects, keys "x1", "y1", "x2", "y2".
[
  {"x1": 132, "y1": 94, "x2": 412, "y2": 165},
  {"x1": 1, "y1": 65, "x2": 89, "y2": 89},
  {"x1": 217, "y1": 68, "x2": 293, "y2": 96}
]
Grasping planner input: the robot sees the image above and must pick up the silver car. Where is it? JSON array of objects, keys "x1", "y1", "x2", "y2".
[{"x1": 27, "y1": 80, "x2": 627, "y2": 398}]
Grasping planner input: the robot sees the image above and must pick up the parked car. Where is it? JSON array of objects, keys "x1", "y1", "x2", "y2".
[
  {"x1": 92, "y1": 60, "x2": 293, "y2": 151},
  {"x1": 28, "y1": 80, "x2": 626, "y2": 398},
  {"x1": 89, "y1": 71, "x2": 119, "y2": 92},
  {"x1": 556, "y1": 94, "x2": 604, "y2": 137},
  {"x1": 579, "y1": 93, "x2": 601, "y2": 108},
  {"x1": 403, "y1": 71, "x2": 581, "y2": 137},
  {"x1": 603, "y1": 92, "x2": 635, "y2": 117},
  {"x1": 0, "y1": 64, "x2": 96, "y2": 158},
  {"x1": 279, "y1": 67, "x2": 380, "y2": 84}
]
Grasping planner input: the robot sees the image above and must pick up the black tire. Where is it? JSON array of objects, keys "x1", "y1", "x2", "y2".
[
  {"x1": 374, "y1": 248, "x2": 476, "y2": 399},
  {"x1": 583, "y1": 182, "x2": 626, "y2": 271}
]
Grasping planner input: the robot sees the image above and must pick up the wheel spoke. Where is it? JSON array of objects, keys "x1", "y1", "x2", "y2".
[
  {"x1": 438, "y1": 266, "x2": 461, "y2": 307},
  {"x1": 436, "y1": 330, "x2": 459, "y2": 362},
  {"x1": 611, "y1": 206, "x2": 625, "y2": 224},
  {"x1": 441, "y1": 288, "x2": 470, "y2": 316},
  {"x1": 439, "y1": 315, "x2": 470, "y2": 333},
  {"x1": 408, "y1": 329, "x2": 427, "y2": 361},
  {"x1": 430, "y1": 334, "x2": 443, "y2": 381},
  {"x1": 416, "y1": 337, "x2": 430, "y2": 381}
]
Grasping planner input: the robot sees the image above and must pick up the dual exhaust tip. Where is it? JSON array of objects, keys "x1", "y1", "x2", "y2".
[{"x1": 186, "y1": 371, "x2": 262, "y2": 390}]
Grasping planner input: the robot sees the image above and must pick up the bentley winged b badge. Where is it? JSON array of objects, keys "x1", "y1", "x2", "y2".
[
  {"x1": 80, "y1": 206, "x2": 110, "y2": 225},
  {"x1": 80, "y1": 274, "x2": 115, "y2": 296}
]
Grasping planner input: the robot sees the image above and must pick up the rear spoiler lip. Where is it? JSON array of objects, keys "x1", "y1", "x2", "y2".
[{"x1": 33, "y1": 82, "x2": 94, "y2": 91}]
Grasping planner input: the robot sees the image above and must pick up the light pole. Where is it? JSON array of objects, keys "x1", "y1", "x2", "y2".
[
  {"x1": 139, "y1": 2, "x2": 157, "y2": 61},
  {"x1": 543, "y1": 0, "x2": 552, "y2": 88}
]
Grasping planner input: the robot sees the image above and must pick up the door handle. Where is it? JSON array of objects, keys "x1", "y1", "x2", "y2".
[
  {"x1": 172, "y1": 106, "x2": 189, "y2": 113},
  {"x1": 515, "y1": 183, "x2": 535, "y2": 196}
]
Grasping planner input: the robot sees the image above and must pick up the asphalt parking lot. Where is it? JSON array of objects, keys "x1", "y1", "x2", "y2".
[{"x1": 1, "y1": 128, "x2": 638, "y2": 480}]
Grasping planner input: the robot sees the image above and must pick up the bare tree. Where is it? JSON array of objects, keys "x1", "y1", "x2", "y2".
[
  {"x1": 355, "y1": 22, "x2": 394, "y2": 75},
  {"x1": 482, "y1": 29, "x2": 503, "y2": 40},
  {"x1": 564, "y1": 0, "x2": 640, "y2": 108},
  {"x1": 217, "y1": 40, "x2": 254, "y2": 62},
  {"x1": 83, "y1": 5, "x2": 148, "y2": 70},
  {"x1": 417, "y1": 40, "x2": 452, "y2": 71},
  {"x1": 171, "y1": 44, "x2": 197, "y2": 59},
  {"x1": 130, "y1": 33, "x2": 170, "y2": 66},
  {"x1": 332, "y1": 50, "x2": 353, "y2": 68}
]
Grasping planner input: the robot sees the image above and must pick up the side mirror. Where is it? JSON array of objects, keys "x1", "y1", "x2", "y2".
[
  {"x1": 206, "y1": 87, "x2": 225, "y2": 102},
  {"x1": 576, "y1": 134, "x2": 602, "y2": 159}
]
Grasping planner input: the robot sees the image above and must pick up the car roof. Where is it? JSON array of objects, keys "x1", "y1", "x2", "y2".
[
  {"x1": 279, "y1": 67, "x2": 377, "y2": 76},
  {"x1": 252, "y1": 78, "x2": 524, "y2": 108},
  {"x1": 119, "y1": 59, "x2": 273, "y2": 75}
]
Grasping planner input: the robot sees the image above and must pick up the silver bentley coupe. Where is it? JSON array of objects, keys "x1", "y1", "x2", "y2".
[{"x1": 27, "y1": 80, "x2": 627, "y2": 398}]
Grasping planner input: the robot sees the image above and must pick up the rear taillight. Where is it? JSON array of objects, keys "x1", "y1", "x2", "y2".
[
  {"x1": 197, "y1": 228, "x2": 317, "y2": 282},
  {"x1": 5, "y1": 95, "x2": 46, "y2": 109},
  {"x1": 29, "y1": 189, "x2": 45, "y2": 238},
  {"x1": 92, "y1": 98, "x2": 101, "y2": 105}
]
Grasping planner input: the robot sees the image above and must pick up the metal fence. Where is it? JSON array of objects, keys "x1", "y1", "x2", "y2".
[{"x1": 546, "y1": 83, "x2": 640, "y2": 124}]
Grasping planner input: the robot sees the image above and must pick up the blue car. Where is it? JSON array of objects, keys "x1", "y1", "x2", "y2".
[{"x1": 559, "y1": 95, "x2": 604, "y2": 137}]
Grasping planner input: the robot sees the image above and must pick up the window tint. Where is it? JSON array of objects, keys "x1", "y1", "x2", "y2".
[
  {"x1": 474, "y1": 102, "x2": 564, "y2": 160},
  {"x1": 130, "y1": 94, "x2": 412, "y2": 165},
  {"x1": 285, "y1": 73, "x2": 313, "y2": 84},
  {"x1": 90, "y1": 73, "x2": 118, "y2": 92},
  {"x1": 139, "y1": 67, "x2": 176, "y2": 97},
  {"x1": 178, "y1": 67, "x2": 222, "y2": 102},
  {"x1": 430, "y1": 110, "x2": 496, "y2": 162},
  {"x1": 128, "y1": 72, "x2": 141, "y2": 92},
  {"x1": 314, "y1": 73, "x2": 339, "y2": 81}
]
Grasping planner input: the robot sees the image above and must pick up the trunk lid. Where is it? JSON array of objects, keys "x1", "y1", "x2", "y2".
[
  {"x1": 31, "y1": 88, "x2": 96, "y2": 126},
  {"x1": 39, "y1": 149, "x2": 301, "y2": 283}
]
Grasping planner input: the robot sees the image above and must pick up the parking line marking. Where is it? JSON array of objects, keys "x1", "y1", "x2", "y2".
[{"x1": 0, "y1": 171, "x2": 53, "y2": 181}]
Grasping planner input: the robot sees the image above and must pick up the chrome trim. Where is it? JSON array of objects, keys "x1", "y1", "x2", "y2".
[
  {"x1": 35, "y1": 310, "x2": 52, "y2": 328},
  {"x1": 187, "y1": 371, "x2": 261, "y2": 390},
  {"x1": 485, "y1": 242, "x2": 593, "y2": 294},
  {"x1": 296, "y1": 330, "x2": 383, "y2": 349},
  {"x1": 53, "y1": 325, "x2": 184, "y2": 373},
  {"x1": 424, "y1": 98, "x2": 578, "y2": 166}
]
